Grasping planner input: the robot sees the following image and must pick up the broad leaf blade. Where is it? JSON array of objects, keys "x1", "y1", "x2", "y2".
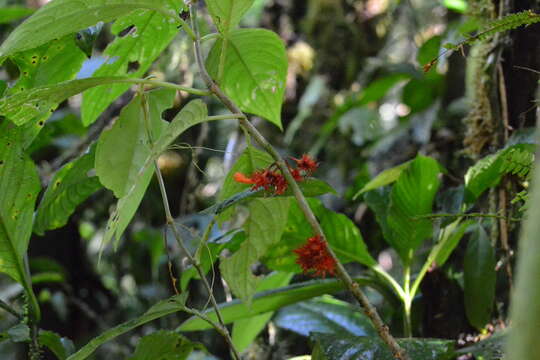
[
  {"x1": 39, "y1": 330, "x2": 75, "y2": 360},
  {"x1": 81, "y1": 8, "x2": 180, "y2": 126},
  {"x1": 353, "y1": 161, "x2": 410, "y2": 199},
  {"x1": 0, "y1": 123, "x2": 41, "y2": 319},
  {"x1": 178, "y1": 276, "x2": 378, "y2": 331},
  {"x1": 274, "y1": 296, "x2": 376, "y2": 337},
  {"x1": 387, "y1": 156, "x2": 442, "y2": 259},
  {"x1": 206, "y1": 29, "x2": 287, "y2": 128},
  {"x1": 0, "y1": 0, "x2": 179, "y2": 59},
  {"x1": 311, "y1": 333, "x2": 454, "y2": 360},
  {"x1": 34, "y1": 146, "x2": 102, "y2": 235},
  {"x1": 206, "y1": 0, "x2": 255, "y2": 34},
  {"x1": 67, "y1": 293, "x2": 188, "y2": 360},
  {"x1": 220, "y1": 198, "x2": 290, "y2": 303},
  {"x1": 232, "y1": 272, "x2": 293, "y2": 352},
  {"x1": 464, "y1": 224, "x2": 496, "y2": 330},
  {"x1": 0, "y1": 76, "x2": 155, "y2": 126}
]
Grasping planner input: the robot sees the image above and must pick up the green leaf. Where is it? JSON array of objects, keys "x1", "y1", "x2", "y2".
[
  {"x1": 232, "y1": 272, "x2": 293, "y2": 352},
  {"x1": 0, "y1": 6, "x2": 35, "y2": 24},
  {"x1": 67, "y1": 293, "x2": 188, "y2": 360},
  {"x1": 401, "y1": 74, "x2": 442, "y2": 113},
  {"x1": 352, "y1": 161, "x2": 410, "y2": 199},
  {"x1": 96, "y1": 89, "x2": 173, "y2": 198},
  {"x1": 0, "y1": 76, "x2": 161, "y2": 126},
  {"x1": 311, "y1": 333, "x2": 455, "y2": 360},
  {"x1": 464, "y1": 144, "x2": 535, "y2": 203},
  {"x1": 417, "y1": 36, "x2": 442, "y2": 66},
  {"x1": 0, "y1": 0, "x2": 179, "y2": 60},
  {"x1": 220, "y1": 198, "x2": 290, "y2": 303},
  {"x1": 274, "y1": 296, "x2": 376, "y2": 337},
  {"x1": 387, "y1": 155, "x2": 442, "y2": 260},
  {"x1": 464, "y1": 224, "x2": 496, "y2": 330},
  {"x1": 206, "y1": 0, "x2": 255, "y2": 34},
  {"x1": 101, "y1": 97, "x2": 209, "y2": 248},
  {"x1": 356, "y1": 73, "x2": 411, "y2": 106},
  {"x1": 443, "y1": 0, "x2": 468, "y2": 13},
  {"x1": 364, "y1": 188, "x2": 398, "y2": 251},
  {"x1": 433, "y1": 219, "x2": 473, "y2": 266},
  {"x1": 178, "y1": 276, "x2": 379, "y2": 331},
  {"x1": 206, "y1": 29, "x2": 287, "y2": 128},
  {"x1": 320, "y1": 211, "x2": 377, "y2": 267},
  {"x1": 129, "y1": 330, "x2": 205, "y2": 360},
  {"x1": 81, "y1": 8, "x2": 180, "y2": 126},
  {"x1": 39, "y1": 330, "x2": 75, "y2": 360},
  {"x1": 34, "y1": 146, "x2": 102, "y2": 235},
  {"x1": 0, "y1": 122, "x2": 41, "y2": 320}
]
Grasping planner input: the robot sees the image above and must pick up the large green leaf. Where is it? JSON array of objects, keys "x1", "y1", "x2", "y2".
[
  {"x1": 206, "y1": 0, "x2": 255, "y2": 34},
  {"x1": 206, "y1": 29, "x2": 287, "y2": 128},
  {"x1": 128, "y1": 330, "x2": 204, "y2": 360},
  {"x1": 464, "y1": 224, "x2": 496, "y2": 330},
  {"x1": 0, "y1": 0, "x2": 179, "y2": 60},
  {"x1": 220, "y1": 198, "x2": 290, "y2": 303},
  {"x1": 178, "y1": 276, "x2": 380, "y2": 331},
  {"x1": 0, "y1": 122, "x2": 41, "y2": 320},
  {"x1": 387, "y1": 155, "x2": 442, "y2": 260},
  {"x1": 0, "y1": 76, "x2": 163, "y2": 126},
  {"x1": 433, "y1": 219, "x2": 473, "y2": 266},
  {"x1": 274, "y1": 296, "x2": 376, "y2": 337},
  {"x1": 39, "y1": 330, "x2": 75, "y2": 360},
  {"x1": 232, "y1": 272, "x2": 293, "y2": 352},
  {"x1": 67, "y1": 293, "x2": 188, "y2": 360},
  {"x1": 34, "y1": 145, "x2": 102, "y2": 235},
  {"x1": 311, "y1": 333, "x2": 455, "y2": 360},
  {"x1": 96, "y1": 89, "x2": 173, "y2": 198},
  {"x1": 81, "y1": 8, "x2": 180, "y2": 126},
  {"x1": 100, "y1": 97, "x2": 209, "y2": 247}
]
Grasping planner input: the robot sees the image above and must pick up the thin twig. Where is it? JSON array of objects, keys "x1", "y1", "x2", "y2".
[
  {"x1": 153, "y1": 162, "x2": 241, "y2": 360},
  {"x1": 189, "y1": 4, "x2": 409, "y2": 360},
  {"x1": 415, "y1": 212, "x2": 521, "y2": 222}
]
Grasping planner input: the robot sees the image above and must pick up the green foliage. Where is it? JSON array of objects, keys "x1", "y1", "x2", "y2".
[
  {"x1": 206, "y1": 29, "x2": 287, "y2": 128},
  {"x1": 353, "y1": 161, "x2": 410, "y2": 198},
  {"x1": 274, "y1": 296, "x2": 376, "y2": 337},
  {"x1": 220, "y1": 198, "x2": 290, "y2": 303},
  {"x1": 39, "y1": 330, "x2": 75, "y2": 360},
  {"x1": 387, "y1": 155, "x2": 442, "y2": 260},
  {"x1": 67, "y1": 293, "x2": 188, "y2": 360},
  {"x1": 0, "y1": 6, "x2": 34, "y2": 24},
  {"x1": 100, "y1": 95, "x2": 209, "y2": 248},
  {"x1": 0, "y1": 0, "x2": 180, "y2": 60},
  {"x1": 0, "y1": 123, "x2": 40, "y2": 320},
  {"x1": 81, "y1": 8, "x2": 180, "y2": 126},
  {"x1": 232, "y1": 272, "x2": 293, "y2": 352},
  {"x1": 206, "y1": 0, "x2": 255, "y2": 34},
  {"x1": 178, "y1": 276, "x2": 378, "y2": 331},
  {"x1": 464, "y1": 224, "x2": 496, "y2": 330},
  {"x1": 311, "y1": 333, "x2": 455, "y2": 360},
  {"x1": 34, "y1": 146, "x2": 102, "y2": 235},
  {"x1": 129, "y1": 330, "x2": 205, "y2": 360}
]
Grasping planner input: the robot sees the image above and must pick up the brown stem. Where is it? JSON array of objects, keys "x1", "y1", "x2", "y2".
[
  {"x1": 154, "y1": 164, "x2": 240, "y2": 360},
  {"x1": 189, "y1": 4, "x2": 409, "y2": 360}
]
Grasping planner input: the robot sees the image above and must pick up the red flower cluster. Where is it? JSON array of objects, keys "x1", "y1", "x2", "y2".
[
  {"x1": 293, "y1": 235, "x2": 336, "y2": 278},
  {"x1": 233, "y1": 154, "x2": 318, "y2": 195}
]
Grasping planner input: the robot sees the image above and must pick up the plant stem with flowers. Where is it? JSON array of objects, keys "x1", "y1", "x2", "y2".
[{"x1": 189, "y1": 3, "x2": 409, "y2": 360}]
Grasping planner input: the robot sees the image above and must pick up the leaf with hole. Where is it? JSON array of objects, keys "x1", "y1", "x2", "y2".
[
  {"x1": 206, "y1": 29, "x2": 287, "y2": 128},
  {"x1": 0, "y1": 0, "x2": 179, "y2": 60},
  {"x1": 81, "y1": 8, "x2": 180, "y2": 126}
]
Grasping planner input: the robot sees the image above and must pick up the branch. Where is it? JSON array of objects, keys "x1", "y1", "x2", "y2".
[{"x1": 189, "y1": 4, "x2": 409, "y2": 360}]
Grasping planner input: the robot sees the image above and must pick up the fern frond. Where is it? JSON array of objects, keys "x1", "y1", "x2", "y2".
[{"x1": 500, "y1": 147, "x2": 535, "y2": 180}]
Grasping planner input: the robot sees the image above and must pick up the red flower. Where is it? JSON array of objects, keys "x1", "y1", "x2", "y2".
[
  {"x1": 293, "y1": 235, "x2": 336, "y2": 277},
  {"x1": 234, "y1": 169, "x2": 287, "y2": 193},
  {"x1": 291, "y1": 154, "x2": 319, "y2": 175},
  {"x1": 233, "y1": 172, "x2": 255, "y2": 184}
]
